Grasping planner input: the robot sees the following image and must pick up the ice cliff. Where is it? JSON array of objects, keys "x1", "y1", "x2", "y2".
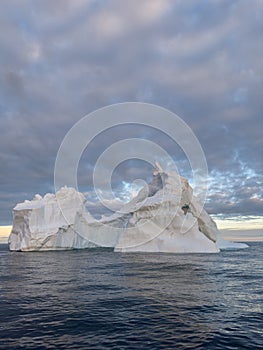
[{"x1": 8, "y1": 163, "x2": 248, "y2": 252}]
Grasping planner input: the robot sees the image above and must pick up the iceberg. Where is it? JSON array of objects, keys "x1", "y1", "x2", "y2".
[
  {"x1": 8, "y1": 187, "x2": 97, "y2": 251},
  {"x1": 8, "y1": 163, "x2": 248, "y2": 252}
]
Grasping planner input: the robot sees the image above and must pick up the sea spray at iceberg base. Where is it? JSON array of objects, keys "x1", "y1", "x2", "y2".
[{"x1": 8, "y1": 163, "x2": 248, "y2": 252}]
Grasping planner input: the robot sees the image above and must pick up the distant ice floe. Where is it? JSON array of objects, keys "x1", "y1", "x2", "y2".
[{"x1": 216, "y1": 237, "x2": 249, "y2": 250}]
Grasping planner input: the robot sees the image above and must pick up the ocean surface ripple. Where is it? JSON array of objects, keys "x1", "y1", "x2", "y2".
[{"x1": 0, "y1": 243, "x2": 262, "y2": 349}]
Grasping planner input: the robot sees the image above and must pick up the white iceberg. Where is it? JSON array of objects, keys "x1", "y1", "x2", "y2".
[
  {"x1": 8, "y1": 163, "x2": 248, "y2": 252},
  {"x1": 8, "y1": 187, "x2": 97, "y2": 251}
]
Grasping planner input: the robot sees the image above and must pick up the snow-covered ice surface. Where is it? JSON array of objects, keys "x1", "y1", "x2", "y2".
[{"x1": 9, "y1": 163, "x2": 248, "y2": 252}]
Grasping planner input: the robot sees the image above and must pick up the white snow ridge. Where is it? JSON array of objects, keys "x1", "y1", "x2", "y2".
[{"x1": 8, "y1": 163, "x2": 248, "y2": 252}]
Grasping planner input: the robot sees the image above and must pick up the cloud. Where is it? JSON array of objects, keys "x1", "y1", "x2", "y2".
[
  {"x1": 204, "y1": 167, "x2": 263, "y2": 215},
  {"x1": 0, "y1": 0, "x2": 262, "y2": 224}
]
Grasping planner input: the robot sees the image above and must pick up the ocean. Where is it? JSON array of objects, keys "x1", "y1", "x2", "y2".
[{"x1": 0, "y1": 243, "x2": 262, "y2": 349}]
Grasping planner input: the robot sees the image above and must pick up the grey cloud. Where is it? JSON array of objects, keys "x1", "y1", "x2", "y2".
[{"x1": 0, "y1": 0, "x2": 262, "y2": 223}]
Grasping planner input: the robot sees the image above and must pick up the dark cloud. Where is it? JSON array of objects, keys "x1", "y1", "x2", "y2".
[{"x1": 0, "y1": 0, "x2": 262, "y2": 224}]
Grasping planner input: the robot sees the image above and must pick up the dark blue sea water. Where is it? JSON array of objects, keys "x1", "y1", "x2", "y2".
[{"x1": 0, "y1": 243, "x2": 262, "y2": 350}]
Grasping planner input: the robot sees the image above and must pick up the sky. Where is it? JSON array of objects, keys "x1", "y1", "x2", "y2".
[{"x1": 0, "y1": 0, "x2": 262, "y2": 231}]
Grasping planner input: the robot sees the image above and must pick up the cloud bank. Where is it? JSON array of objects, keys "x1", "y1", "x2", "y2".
[{"x1": 0, "y1": 0, "x2": 262, "y2": 223}]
